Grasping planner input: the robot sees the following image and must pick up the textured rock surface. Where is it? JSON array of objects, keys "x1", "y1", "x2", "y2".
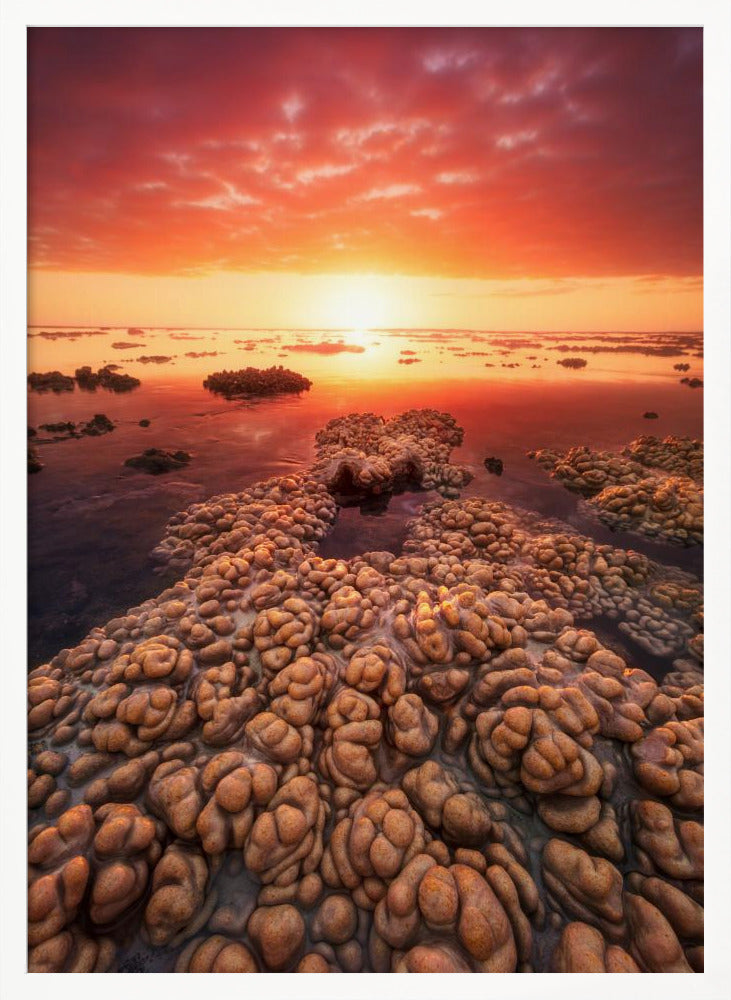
[
  {"x1": 203, "y1": 366, "x2": 312, "y2": 397},
  {"x1": 528, "y1": 436, "x2": 703, "y2": 545},
  {"x1": 27, "y1": 410, "x2": 703, "y2": 973}
]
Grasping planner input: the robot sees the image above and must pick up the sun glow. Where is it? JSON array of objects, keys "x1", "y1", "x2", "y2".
[{"x1": 320, "y1": 276, "x2": 397, "y2": 332}]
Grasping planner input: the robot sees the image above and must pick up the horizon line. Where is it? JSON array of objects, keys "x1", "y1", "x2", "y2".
[{"x1": 26, "y1": 325, "x2": 704, "y2": 335}]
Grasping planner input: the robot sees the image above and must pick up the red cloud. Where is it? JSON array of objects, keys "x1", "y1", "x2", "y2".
[{"x1": 28, "y1": 28, "x2": 702, "y2": 279}]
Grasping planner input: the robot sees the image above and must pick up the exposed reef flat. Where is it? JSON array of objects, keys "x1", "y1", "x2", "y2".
[
  {"x1": 28, "y1": 371, "x2": 75, "y2": 392},
  {"x1": 27, "y1": 410, "x2": 703, "y2": 973},
  {"x1": 528, "y1": 436, "x2": 703, "y2": 546},
  {"x1": 28, "y1": 366, "x2": 141, "y2": 393},
  {"x1": 75, "y1": 366, "x2": 140, "y2": 392},
  {"x1": 203, "y1": 366, "x2": 312, "y2": 398},
  {"x1": 34, "y1": 414, "x2": 115, "y2": 443},
  {"x1": 27, "y1": 415, "x2": 116, "y2": 474}
]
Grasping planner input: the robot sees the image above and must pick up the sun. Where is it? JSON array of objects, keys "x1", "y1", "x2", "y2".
[{"x1": 320, "y1": 275, "x2": 395, "y2": 333}]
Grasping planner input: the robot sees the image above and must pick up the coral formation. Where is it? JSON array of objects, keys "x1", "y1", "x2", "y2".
[
  {"x1": 33, "y1": 414, "x2": 115, "y2": 443},
  {"x1": 28, "y1": 448, "x2": 44, "y2": 474},
  {"x1": 556, "y1": 358, "x2": 587, "y2": 369},
  {"x1": 203, "y1": 366, "x2": 312, "y2": 398},
  {"x1": 28, "y1": 371, "x2": 75, "y2": 392},
  {"x1": 528, "y1": 436, "x2": 703, "y2": 545},
  {"x1": 311, "y1": 409, "x2": 472, "y2": 499},
  {"x1": 76, "y1": 366, "x2": 141, "y2": 392},
  {"x1": 26, "y1": 366, "x2": 141, "y2": 392},
  {"x1": 124, "y1": 449, "x2": 192, "y2": 474},
  {"x1": 26, "y1": 410, "x2": 703, "y2": 973}
]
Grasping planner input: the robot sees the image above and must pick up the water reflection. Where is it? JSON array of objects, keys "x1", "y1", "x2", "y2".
[{"x1": 27, "y1": 327, "x2": 703, "y2": 667}]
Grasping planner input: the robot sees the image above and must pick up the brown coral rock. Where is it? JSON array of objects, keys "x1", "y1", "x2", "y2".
[
  {"x1": 552, "y1": 922, "x2": 640, "y2": 972},
  {"x1": 321, "y1": 787, "x2": 427, "y2": 908},
  {"x1": 542, "y1": 840, "x2": 625, "y2": 939},
  {"x1": 144, "y1": 842, "x2": 209, "y2": 946},
  {"x1": 179, "y1": 935, "x2": 259, "y2": 972},
  {"x1": 247, "y1": 904, "x2": 305, "y2": 970},
  {"x1": 25, "y1": 411, "x2": 704, "y2": 974},
  {"x1": 244, "y1": 775, "x2": 327, "y2": 901}
]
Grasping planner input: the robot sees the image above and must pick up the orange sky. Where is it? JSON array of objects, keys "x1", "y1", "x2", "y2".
[{"x1": 27, "y1": 27, "x2": 703, "y2": 330}]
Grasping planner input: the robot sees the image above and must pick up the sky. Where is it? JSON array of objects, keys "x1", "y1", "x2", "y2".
[{"x1": 27, "y1": 27, "x2": 703, "y2": 330}]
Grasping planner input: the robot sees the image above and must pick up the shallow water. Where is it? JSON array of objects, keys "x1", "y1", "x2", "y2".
[{"x1": 27, "y1": 326, "x2": 702, "y2": 668}]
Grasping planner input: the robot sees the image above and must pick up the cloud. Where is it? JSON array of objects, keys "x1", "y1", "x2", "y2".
[
  {"x1": 28, "y1": 27, "x2": 702, "y2": 280},
  {"x1": 411, "y1": 207, "x2": 443, "y2": 220},
  {"x1": 495, "y1": 129, "x2": 538, "y2": 149},
  {"x1": 297, "y1": 163, "x2": 356, "y2": 184},
  {"x1": 182, "y1": 181, "x2": 259, "y2": 211},
  {"x1": 436, "y1": 171, "x2": 480, "y2": 185},
  {"x1": 282, "y1": 93, "x2": 305, "y2": 123},
  {"x1": 359, "y1": 184, "x2": 421, "y2": 201}
]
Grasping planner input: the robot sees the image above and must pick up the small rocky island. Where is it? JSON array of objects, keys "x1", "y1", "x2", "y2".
[
  {"x1": 124, "y1": 448, "x2": 192, "y2": 474},
  {"x1": 28, "y1": 366, "x2": 140, "y2": 392},
  {"x1": 203, "y1": 365, "x2": 312, "y2": 398}
]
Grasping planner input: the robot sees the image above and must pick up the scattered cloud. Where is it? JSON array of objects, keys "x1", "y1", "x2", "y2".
[
  {"x1": 282, "y1": 93, "x2": 305, "y2": 123},
  {"x1": 297, "y1": 163, "x2": 356, "y2": 184},
  {"x1": 359, "y1": 184, "x2": 421, "y2": 201},
  {"x1": 495, "y1": 130, "x2": 538, "y2": 150},
  {"x1": 436, "y1": 171, "x2": 480, "y2": 185},
  {"x1": 28, "y1": 28, "x2": 702, "y2": 280}
]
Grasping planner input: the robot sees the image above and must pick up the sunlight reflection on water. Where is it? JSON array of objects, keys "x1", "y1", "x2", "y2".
[{"x1": 27, "y1": 327, "x2": 702, "y2": 666}]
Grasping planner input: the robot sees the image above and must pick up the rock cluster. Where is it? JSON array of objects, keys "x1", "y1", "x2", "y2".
[
  {"x1": 75, "y1": 366, "x2": 141, "y2": 392},
  {"x1": 124, "y1": 449, "x2": 192, "y2": 475},
  {"x1": 28, "y1": 367, "x2": 140, "y2": 393},
  {"x1": 26, "y1": 410, "x2": 703, "y2": 973},
  {"x1": 28, "y1": 371, "x2": 75, "y2": 392},
  {"x1": 528, "y1": 436, "x2": 703, "y2": 545},
  {"x1": 556, "y1": 358, "x2": 587, "y2": 369},
  {"x1": 203, "y1": 366, "x2": 312, "y2": 398},
  {"x1": 27, "y1": 415, "x2": 117, "y2": 472},
  {"x1": 28, "y1": 447, "x2": 44, "y2": 474},
  {"x1": 401, "y1": 496, "x2": 702, "y2": 660},
  {"x1": 32, "y1": 414, "x2": 115, "y2": 444},
  {"x1": 311, "y1": 409, "x2": 473, "y2": 499}
]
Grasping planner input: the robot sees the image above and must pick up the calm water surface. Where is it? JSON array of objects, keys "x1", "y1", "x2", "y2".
[{"x1": 27, "y1": 327, "x2": 703, "y2": 666}]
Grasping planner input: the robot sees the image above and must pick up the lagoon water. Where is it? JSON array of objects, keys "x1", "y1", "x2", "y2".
[{"x1": 27, "y1": 326, "x2": 703, "y2": 667}]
